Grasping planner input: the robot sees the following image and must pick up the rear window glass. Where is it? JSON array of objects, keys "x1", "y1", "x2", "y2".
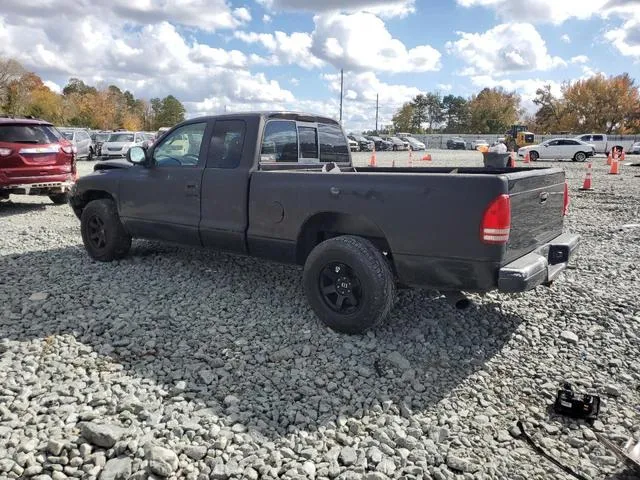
[
  {"x1": 319, "y1": 124, "x2": 349, "y2": 163},
  {"x1": 108, "y1": 133, "x2": 134, "y2": 142},
  {"x1": 299, "y1": 127, "x2": 318, "y2": 159},
  {"x1": 592, "y1": 135, "x2": 604, "y2": 141},
  {"x1": 61, "y1": 131, "x2": 74, "y2": 140},
  {"x1": 261, "y1": 120, "x2": 298, "y2": 162},
  {"x1": 94, "y1": 134, "x2": 110, "y2": 142},
  {"x1": 208, "y1": 120, "x2": 246, "y2": 169},
  {"x1": 0, "y1": 124, "x2": 62, "y2": 144}
]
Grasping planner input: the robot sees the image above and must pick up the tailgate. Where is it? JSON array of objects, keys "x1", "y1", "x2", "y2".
[{"x1": 504, "y1": 168, "x2": 565, "y2": 264}]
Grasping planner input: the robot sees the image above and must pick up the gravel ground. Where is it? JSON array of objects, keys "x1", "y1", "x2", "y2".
[{"x1": 1, "y1": 152, "x2": 639, "y2": 480}]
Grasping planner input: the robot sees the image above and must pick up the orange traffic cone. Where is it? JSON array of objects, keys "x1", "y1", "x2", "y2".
[
  {"x1": 421, "y1": 153, "x2": 432, "y2": 161},
  {"x1": 508, "y1": 151, "x2": 516, "y2": 168},
  {"x1": 621, "y1": 151, "x2": 626, "y2": 163},
  {"x1": 524, "y1": 151, "x2": 531, "y2": 164},
  {"x1": 579, "y1": 162, "x2": 593, "y2": 191},
  {"x1": 369, "y1": 145, "x2": 377, "y2": 167},
  {"x1": 609, "y1": 156, "x2": 620, "y2": 175},
  {"x1": 607, "y1": 151, "x2": 612, "y2": 166}
]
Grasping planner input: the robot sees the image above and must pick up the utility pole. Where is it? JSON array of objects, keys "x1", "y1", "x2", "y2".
[
  {"x1": 339, "y1": 69, "x2": 344, "y2": 123},
  {"x1": 375, "y1": 94, "x2": 379, "y2": 134}
]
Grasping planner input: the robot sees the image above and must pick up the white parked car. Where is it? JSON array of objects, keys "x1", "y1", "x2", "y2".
[
  {"x1": 518, "y1": 138, "x2": 596, "y2": 162},
  {"x1": 100, "y1": 131, "x2": 148, "y2": 159},
  {"x1": 60, "y1": 128, "x2": 93, "y2": 160},
  {"x1": 471, "y1": 139, "x2": 489, "y2": 151},
  {"x1": 629, "y1": 142, "x2": 640, "y2": 154},
  {"x1": 348, "y1": 138, "x2": 359, "y2": 152},
  {"x1": 400, "y1": 136, "x2": 426, "y2": 150}
]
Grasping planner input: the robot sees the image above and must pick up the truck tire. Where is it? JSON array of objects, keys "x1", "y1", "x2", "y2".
[
  {"x1": 573, "y1": 151, "x2": 587, "y2": 162},
  {"x1": 303, "y1": 235, "x2": 395, "y2": 334},
  {"x1": 81, "y1": 199, "x2": 131, "y2": 262},
  {"x1": 49, "y1": 193, "x2": 68, "y2": 204}
]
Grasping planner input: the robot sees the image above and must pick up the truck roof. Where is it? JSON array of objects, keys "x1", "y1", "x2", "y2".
[{"x1": 187, "y1": 111, "x2": 340, "y2": 126}]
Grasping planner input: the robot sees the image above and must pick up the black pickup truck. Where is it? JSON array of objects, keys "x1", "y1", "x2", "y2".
[{"x1": 69, "y1": 112, "x2": 579, "y2": 334}]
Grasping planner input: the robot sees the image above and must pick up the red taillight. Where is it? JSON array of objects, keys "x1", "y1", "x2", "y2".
[
  {"x1": 563, "y1": 181, "x2": 569, "y2": 216},
  {"x1": 0, "y1": 147, "x2": 12, "y2": 157},
  {"x1": 481, "y1": 194, "x2": 511, "y2": 244}
]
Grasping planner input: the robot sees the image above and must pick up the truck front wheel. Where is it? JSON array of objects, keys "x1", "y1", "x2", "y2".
[
  {"x1": 303, "y1": 235, "x2": 396, "y2": 334},
  {"x1": 80, "y1": 199, "x2": 131, "y2": 262}
]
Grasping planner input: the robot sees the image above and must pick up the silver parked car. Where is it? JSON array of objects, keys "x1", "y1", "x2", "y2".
[
  {"x1": 100, "y1": 132, "x2": 148, "y2": 160},
  {"x1": 60, "y1": 128, "x2": 93, "y2": 160}
]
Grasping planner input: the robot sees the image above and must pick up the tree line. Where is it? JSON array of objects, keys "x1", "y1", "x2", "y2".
[
  {"x1": 391, "y1": 73, "x2": 640, "y2": 135},
  {"x1": 0, "y1": 57, "x2": 186, "y2": 131}
]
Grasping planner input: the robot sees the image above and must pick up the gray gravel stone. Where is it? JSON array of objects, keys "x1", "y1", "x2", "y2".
[
  {"x1": 184, "y1": 445, "x2": 207, "y2": 461},
  {"x1": 146, "y1": 445, "x2": 178, "y2": 477},
  {"x1": 81, "y1": 423, "x2": 126, "y2": 448},
  {"x1": 560, "y1": 331, "x2": 579, "y2": 344},
  {"x1": 386, "y1": 351, "x2": 410, "y2": 370},
  {"x1": 100, "y1": 457, "x2": 132, "y2": 480},
  {"x1": 446, "y1": 455, "x2": 480, "y2": 474},
  {"x1": 339, "y1": 446, "x2": 357, "y2": 466},
  {"x1": 47, "y1": 439, "x2": 66, "y2": 456}
]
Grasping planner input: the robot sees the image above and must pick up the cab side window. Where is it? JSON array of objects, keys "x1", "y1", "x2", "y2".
[
  {"x1": 319, "y1": 124, "x2": 349, "y2": 163},
  {"x1": 153, "y1": 123, "x2": 207, "y2": 167},
  {"x1": 261, "y1": 121, "x2": 298, "y2": 162}
]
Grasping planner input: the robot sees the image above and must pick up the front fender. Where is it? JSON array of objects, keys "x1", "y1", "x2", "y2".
[{"x1": 69, "y1": 170, "x2": 123, "y2": 219}]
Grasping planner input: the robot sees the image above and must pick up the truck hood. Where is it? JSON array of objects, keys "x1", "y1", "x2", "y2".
[{"x1": 94, "y1": 160, "x2": 132, "y2": 171}]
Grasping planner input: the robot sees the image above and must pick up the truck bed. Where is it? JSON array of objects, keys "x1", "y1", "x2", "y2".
[{"x1": 248, "y1": 166, "x2": 566, "y2": 291}]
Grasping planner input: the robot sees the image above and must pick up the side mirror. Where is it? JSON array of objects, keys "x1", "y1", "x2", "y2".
[{"x1": 127, "y1": 146, "x2": 147, "y2": 165}]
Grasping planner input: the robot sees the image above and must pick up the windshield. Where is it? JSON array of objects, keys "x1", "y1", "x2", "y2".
[
  {"x1": 108, "y1": 133, "x2": 135, "y2": 143},
  {"x1": 0, "y1": 124, "x2": 62, "y2": 144},
  {"x1": 94, "y1": 133, "x2": 110, "y2": 142},
  {"x1": 60, "y1": 131, "x2": 74, "y2": 140}
]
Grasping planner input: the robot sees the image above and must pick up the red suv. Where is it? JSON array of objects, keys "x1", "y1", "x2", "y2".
[{"x1": 0, "y1": 117, "x2": 77, "y2": 204}]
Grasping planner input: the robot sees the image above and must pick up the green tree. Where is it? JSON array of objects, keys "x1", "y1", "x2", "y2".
[
  {"x1": 442, "y1": 95, "x2": 469, "y2": 133},
  {"x1": 62, "y1": 78, "x2": 97, "y2": 96},
  {"x1": 411, "y1": 92, "x2": 443, "y2": 133},
  {"x1": 392, "y1": 102, "x2": 415, "y2": 133},
  {"x1": 468, "y1": 87, "x2": 521, "y2": 133},
  {"x1": 153, "y1": 95, "x2": 186, "y2": 129}
]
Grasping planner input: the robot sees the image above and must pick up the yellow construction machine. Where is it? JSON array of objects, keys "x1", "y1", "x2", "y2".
[{"x1": 504, "y1": 125, "x2": 535, "y2": 152}]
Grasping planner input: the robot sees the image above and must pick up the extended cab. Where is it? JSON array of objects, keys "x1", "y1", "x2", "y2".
[
  {"x1": 0, "y1": 117, "x2": 77, "y2": 204},
  {"x1": 69, "y1": 112, "x2": 580, "y2": 334}
]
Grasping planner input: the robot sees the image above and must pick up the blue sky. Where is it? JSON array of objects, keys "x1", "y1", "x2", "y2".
[{"x1": 1, "y1": 0, "x2": 639, "y2": 130}]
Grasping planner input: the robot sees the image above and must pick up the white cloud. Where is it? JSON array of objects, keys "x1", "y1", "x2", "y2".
[
  {"x1": 110, "y1": 0, "x2": 252, "y2": 31},
  {"x1": 234, "y1": 31, "x2": 325, "y2": 69},
  {"x1": 263, "y1": 14, "x2": 272, "y2": 22},
  {"x1": 0, "y1": 15, "x2": 294, "y2": 114},
  {"x1": 257, "y1": 0, "x2": 416, "y2": 18},
  {"x1": 446, "y1": 23, "x2": 566, "y2": 75},
  {"x1": 43, "y1": 80, "x2": 62, "y2": 94},
  {"x1": 290, "y1": 78, "x2": 300, "y2": 86},
  {"x1": 561, "y1": 34, "x2": 571, "y2": 43},
  {"x1": 605, "y1": 19, "x2": 640, "y2": 58},
  {"x1": 437, "y1": 83, "x2": 453, "y2": 91},
  {"x1": 310, "y1": 12, "x2": 441, "y2": 72},
  {"x1": 570, "y1": 55, "x2": 589, "y2": 64},
  {"x1": 455, "y1": 0, "x2": 638, "y2": 24}
]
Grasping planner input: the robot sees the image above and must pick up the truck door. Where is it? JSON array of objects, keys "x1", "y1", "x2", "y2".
[
  {"x1": 199, "y1": 119, "x2": 251, "y2": 254},
  {"x1": 118, "y1": 121, "x2": 209, "y2": 245}
]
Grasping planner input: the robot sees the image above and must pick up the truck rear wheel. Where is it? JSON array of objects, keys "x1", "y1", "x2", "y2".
[
  {"x1": 81, "y1": 199, "x2": 131, "y2": 262},
  {"x1": 303, "y1": 235, "x2": 395, "y2": 334}
]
